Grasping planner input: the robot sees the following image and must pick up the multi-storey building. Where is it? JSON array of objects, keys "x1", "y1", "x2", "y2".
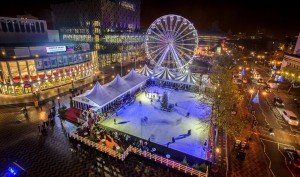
[
  {"x1": 0, "y1": 17, "x2": 48, "y2": 44},
  {"x1": 0, "y1": 44, "x2": 98, "y2": 95},
  {"x1": 51, "y1": 0, "x2": 141, "y2": 49}
]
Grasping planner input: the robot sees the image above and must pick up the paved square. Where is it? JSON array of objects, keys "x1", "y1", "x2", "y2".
[{"x1": 101, "y1": 86, "x2": 211, "y2": 159}]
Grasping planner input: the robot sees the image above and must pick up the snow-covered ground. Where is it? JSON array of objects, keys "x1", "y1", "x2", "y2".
[{"x1": 101, "y1": 86, "x2": 211, "y2": 159}]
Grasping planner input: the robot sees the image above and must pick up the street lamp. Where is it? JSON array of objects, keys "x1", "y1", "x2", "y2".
[
  {"x1": 249, "y1": 89, "x2": 254, "y2": 105},
  {"x1": 57, "y1": 96, "x2": 61, "y2": 108},
  {"x1": 71, "y1": 78, "x2": 74, "y2": 89}
]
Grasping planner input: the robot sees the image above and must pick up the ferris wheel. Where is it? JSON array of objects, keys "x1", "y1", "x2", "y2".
[{"x1": 145, "y1": 14, "x2": 198, "y2": 71}]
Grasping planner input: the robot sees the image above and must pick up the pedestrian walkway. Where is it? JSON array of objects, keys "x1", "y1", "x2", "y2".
[
  {"x1": 0, "y1": 77, "x2": 93, "y2": 107},
  {"x1": 228, "y1": 133, "x2": 270, "y2": 177},
  {"x1": 211, "y1": 128, "x2": 228, "y2": 177}
]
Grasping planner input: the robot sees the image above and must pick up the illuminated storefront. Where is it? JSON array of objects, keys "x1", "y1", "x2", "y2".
[{"x1": 0, "y1": 51, "x2": 98, "y2": 95}]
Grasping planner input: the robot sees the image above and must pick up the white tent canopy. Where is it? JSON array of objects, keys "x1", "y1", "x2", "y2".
[
  {"x1": 73, "y1": 70, "x2": 148, "y2": 112},
  {"x1": 154, "y1": 67, "x2": 176, "y2": 80},
  {"x1": 124, "y1": 69, "x2": 149, "y2": 86},
  {"x1": 175, "y1": 71, "x2": 199, "y2": 85},
  {"x1": 136, "y1": 64, "x2": 153, "y2": 77}
]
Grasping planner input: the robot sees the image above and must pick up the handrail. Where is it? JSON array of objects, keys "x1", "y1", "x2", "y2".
[{"x1": 69, "y1": 132, "x2": 207, "y2": 177}]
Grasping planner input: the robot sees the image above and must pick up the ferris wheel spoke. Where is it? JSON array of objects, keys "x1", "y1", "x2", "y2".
[
  {"x1": 155, "y1": 46, "x2": 170, "y2": 67},
  {"x1": 175, "y1": 30, "x2": 195, "y2": 42},
  {"x1": 151, "y1": 46, "x2": 167, "y2": 62},
  {"x1": 146, "y1": 41, "x2": 165, "y2": 44},
  {"x1": 174, "y1": 25, "x2": 190, "y2": 40},
  {"x1": 168, "y1": 17, "x2": 174, "y2": 37},
  {"x1": 162, "y1": 18, "x2": 171, "y2": 39},
  {"x1": 170, "y1": 19, "x2": 179, "y2": 38},
  {"x1": 176, "y1": 36, "x2": 197, "y2": 43},
  {"x1": 173, "y1": 21, "x2": 184, "y2": 40},
  {"x1": 150, "y1": 29, "x2": 165, "y2": 40},
  {"x1": 176, "y1": 44, "x2": 195, "y2": 54},
  {"x1": 146, "y1": 43, "x2": 165, "y2": 51},
  {"x1": 153, "y1": 24, "x2": 167, "y2": 40},
  {"x1": 174, "y1": 47, "x2": 191, "y2": 64},
  {"x1": 170, "y1": 45, "x2": 183, "y2": 68},
  {"x1": 158, "y1": 23, "x2": 169, "y2": 41},
  {"x1": 148, "y1": 35, "x2": 164, "y2": 42},
  {"x1": 149, "y1": 44, "x2": 167, "y2": 56}
]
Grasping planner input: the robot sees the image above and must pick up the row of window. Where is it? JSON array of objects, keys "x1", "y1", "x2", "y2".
[{"x1": 0, "y1": 19, "x2": 45, "y2": 33}]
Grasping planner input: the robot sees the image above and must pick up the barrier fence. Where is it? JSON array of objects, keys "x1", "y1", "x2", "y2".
[{"x1": 69, "y1": 132, "x2": 208, "y2": 177}]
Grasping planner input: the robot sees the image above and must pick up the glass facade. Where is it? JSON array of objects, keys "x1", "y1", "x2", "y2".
[{"x1": 0, "y1": 51, "x2": 98, "y2": 95}]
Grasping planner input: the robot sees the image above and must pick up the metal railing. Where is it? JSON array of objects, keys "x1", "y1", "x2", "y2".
[{"x1": 69, "y1": 132, "x2": 208, "y2": 177}]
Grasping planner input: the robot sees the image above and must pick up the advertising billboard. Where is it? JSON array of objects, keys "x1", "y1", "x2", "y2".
[{"x1": 46, "y1": 46, "x2": 66, "y2": 53}]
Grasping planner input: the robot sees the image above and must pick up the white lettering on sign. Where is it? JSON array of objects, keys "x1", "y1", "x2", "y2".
[
  {"x1": 46, "y1": 46, "x2": 66, "y2": 53},
  {"x1": 120, "y1": 1, "x2": 135, "y2": 11}
]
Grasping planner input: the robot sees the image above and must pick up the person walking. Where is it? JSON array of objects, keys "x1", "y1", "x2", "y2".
[
  {"x1": 172, "y1": 137, "x2": 175, "y2": 143},
  {"x1": 114, "y1": 118, "x2": 116, "y2": 125}
]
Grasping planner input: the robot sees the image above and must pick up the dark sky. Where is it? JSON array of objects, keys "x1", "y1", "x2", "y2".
[
  {"x1": 0, "y1": 0, "x2": 299, "y2": 38},
  {"x1": 141, "y1": 0, "x2": 300, "y2": 38}
]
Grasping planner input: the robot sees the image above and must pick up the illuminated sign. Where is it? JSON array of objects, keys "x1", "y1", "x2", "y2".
[
  {"x1": 46, "y1": 46, "x2": 66, "y2": 53},
  {"x1": 120, "y1": 1, "x2": 135, "y2": 11}
]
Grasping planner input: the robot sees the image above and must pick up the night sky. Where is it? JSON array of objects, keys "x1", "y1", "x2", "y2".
[{"x1": 0, "y1": 0, "x2": 299, "y2": 38}]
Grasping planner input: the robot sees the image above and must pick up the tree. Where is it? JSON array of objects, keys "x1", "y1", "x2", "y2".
[
  {"x1": 199, "y1": 57, "x2": 248, "y2": 138},
  {"x1": 161, "y1": 92, "x2": 168, "y2": 109},
  {"x1": 181, "y1": 156, "x2": 188, "y2": 166},
  {"x1": 58, "y1": 105, "x2": 67, "y2": 118}
]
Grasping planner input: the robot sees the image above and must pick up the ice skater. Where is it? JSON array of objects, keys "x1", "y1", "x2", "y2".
[
  {"x1": 188, "y1": 129, "x2": 191, "y2": 135},
  {"x1": 186, "y1": 112, "x2": 190, "y2": 117}
]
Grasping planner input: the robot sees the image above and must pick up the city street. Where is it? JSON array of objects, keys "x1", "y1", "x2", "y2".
[{"x1": 245, "y1": 65, "x2": 300, "y2": 177}]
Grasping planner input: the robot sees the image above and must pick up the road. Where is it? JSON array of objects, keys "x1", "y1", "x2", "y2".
[{"x1": 244, "y1": 65, "x2": 300, "y2": 177}]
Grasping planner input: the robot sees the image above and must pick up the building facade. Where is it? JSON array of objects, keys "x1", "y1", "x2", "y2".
[
  {"x1": 51, "y1": 0, "x2": 141, "y2": 50},
  {"x1": 0, "y1": 17, "x2": 48, "y2": 44},
  {"x1": 0, "y1": 45, "x2": 98, "y2": 95}
]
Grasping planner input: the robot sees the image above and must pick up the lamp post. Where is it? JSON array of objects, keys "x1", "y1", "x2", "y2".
[
  {"x1": 71, "y1": 78, "x2": 74, "y2": 89},
  {"x1": 57, "y1": 96, "x2": 61, "y2": 108},
  {"x1": 248, "y1": 89, "x2": 254, "y2": 105}
]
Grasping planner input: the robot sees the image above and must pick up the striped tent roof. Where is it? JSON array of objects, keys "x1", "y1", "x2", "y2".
[
  {"x1": 136, "y1": 64, "x2": 153, "y2": 77},
  {"x1": 175, "y1": 71, "x2": 199, "y2": 85},
  {"x1": 154, "y1": 67, "x2": 176, "y2": 81},
  {"x1": 124, "y1": 68, "x2": 149, "y2": 85},
  {"x1": 178, "y1": 67, "x2": 186, "y2": 75}
]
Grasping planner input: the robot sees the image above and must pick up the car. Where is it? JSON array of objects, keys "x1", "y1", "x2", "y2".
[
  {"x1": 282, "y1": 110, "x2": 299, "y2": 126},
  {"x1": 254, "y1": 74, "x2": 261, "y2": 79},
  {"x1": 257, "y1": 78, "x2": 264, "y2": 83},
  {"x1": 284, "y1": 148, "x2": 300, "y2": 169},
  {"x1": 242, "y1": 78, "x2": 248, "y2": 83},
  {"x1": 273, "y1": 96, "x2": 284, "y2": 107}
]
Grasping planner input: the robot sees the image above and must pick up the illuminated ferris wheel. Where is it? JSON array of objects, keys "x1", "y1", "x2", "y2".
[{"x1": 145, "y1": 14, "x2": 198, "y2": 71}]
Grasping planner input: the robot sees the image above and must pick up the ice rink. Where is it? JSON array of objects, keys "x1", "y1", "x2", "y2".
[{"x1": 101, "y1": 86, "x2": 211, "y2": 159}]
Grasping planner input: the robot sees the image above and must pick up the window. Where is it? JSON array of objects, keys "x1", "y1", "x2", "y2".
[
  {"x1": 1, "y1": 19, "x2": 8, "y2": 32},
  {"x1": 31, "y1": 23, "x2": 36, "y2": 32},
  {"x1": 40, "y1": 22, "x2": 45, "y2": 32},
  {"x1": 7, "y1": 20, "x2": 13, "y2": 32},
  {"x1": 35, "y1": 22, "x2": 40, "y2": 32},
  {"x1": 20, "y1": 21, "x2": 25, "y2": 32},
  {"x1": 25, "y1": 22, "x2": 31, "y2": 32},
  {"x1": 13, "y1": 20, "x2": 20, "y2": 32}
]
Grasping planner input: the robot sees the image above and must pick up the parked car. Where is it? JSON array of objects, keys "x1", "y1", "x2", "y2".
[
  {"x1": 273, "y1": 96, "x2": 284, "y2": 107},
  {"x1": 282, "y1": 110, "x2": 299, "y2": 126},
  {"x1": 257, "y1": 78, "x2": 264, "y2": 83},
  {"x1": 284, "y1": 148, "x2": 300, "y2": 169}
]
